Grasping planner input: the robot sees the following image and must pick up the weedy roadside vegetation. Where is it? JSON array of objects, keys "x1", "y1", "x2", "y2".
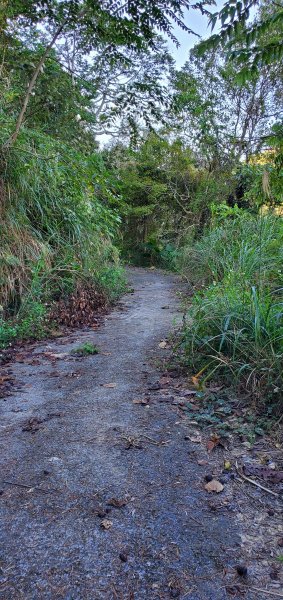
[
  {"x1": 0, "y1": 124, "x2": 126, "y2": 348},
  {"x1": 72, "y1": 342, "x2": 100, "y2": 356},
  {"x1": 177, "y1": 208, "x2": 283, "y2": 411}
]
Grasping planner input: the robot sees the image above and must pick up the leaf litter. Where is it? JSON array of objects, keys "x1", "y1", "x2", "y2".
[{"x1": 204, "y1": 479, "x2": 224, "y2": 493}]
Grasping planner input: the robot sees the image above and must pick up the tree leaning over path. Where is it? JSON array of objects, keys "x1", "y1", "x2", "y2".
[{"x1": 1, "y1": 0, "x2": 215, "y2": 148}]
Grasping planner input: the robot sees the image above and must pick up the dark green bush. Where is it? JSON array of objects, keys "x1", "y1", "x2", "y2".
[{"x1": 178, "y1": 213, "x2": 283, "y2": 406}]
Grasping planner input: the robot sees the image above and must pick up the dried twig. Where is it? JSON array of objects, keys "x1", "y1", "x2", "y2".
[
  {"x1": 2, "y1": 480, "x2": 58, "y2": 493},
  {"x1": 47, "y1": 501, "x2": 79, "y2": 524},
  {"x1": 250, "y1": 588, "x2": 283, "y2": 598},
  {"x1": 121, "y1": 435, "x2": 143, "y2": 449},
  {"x1": 235, "y1": 462, "x2": 279, "y2": 498},
  {"x1": 141, "y1": 434, "x2": 170, "y2": 446},
  {"x1": 188, "y1": 514, "x2": 203, "y2": 526}
]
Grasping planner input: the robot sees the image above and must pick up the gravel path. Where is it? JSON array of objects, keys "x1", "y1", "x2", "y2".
[{"x1": 0, "y1": 268, "x2": 250, "y2": 599}]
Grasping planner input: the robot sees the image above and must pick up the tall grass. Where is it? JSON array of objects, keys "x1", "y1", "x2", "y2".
[
  {"x1": 178, "y1": 212, "x2": 283, "y2": 407},
  {"x1": 0, "y1": 122, "x2": 125, "y2": 346}
]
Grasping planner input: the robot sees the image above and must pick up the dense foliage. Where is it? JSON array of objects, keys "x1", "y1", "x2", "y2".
[
  {"x1": 0, "y1": 0, "x2": 282, "y2": 408},
  {"x1": 178, "y1": 210, "x2": 283, "y2": 405}
]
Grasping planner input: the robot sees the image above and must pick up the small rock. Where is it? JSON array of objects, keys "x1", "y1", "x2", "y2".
[
  {"x1": 277, "y1": 538, "x2": 283, "y2": 547},
  {"x1": 270, "y1": 571, "x2": 279, "y2": 580},
  {"x1": 204, "y1": 474, "x2": 213, "y2": 483},
  {"x1": 236, "y1": 565, "x2": 248, "y2": 578},
  {"x1": 148, "y1": 383, "x2": 161, "y2": 391},
  {"x1": 119, "y1": 552, "x2": 128, "y2": 562},
  {"x1": 170, "y1": 589, "x2": 180, "y2": 598},
  {"x1": 100, "y1": 519, "x2": 113, "y2": 530}
]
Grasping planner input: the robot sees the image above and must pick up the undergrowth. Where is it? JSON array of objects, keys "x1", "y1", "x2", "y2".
[
  {"x1": 178, "y1": 209, "x2": 283, "y2": 409},
  {"x1": 0, "y1": 122, "x2": 126, "y2": 348},
  {"x1": 72, "y1": 342, "x2": 100, "y2": 356}
]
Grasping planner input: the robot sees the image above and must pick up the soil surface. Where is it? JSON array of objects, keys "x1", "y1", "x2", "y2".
[{"x1": 0, "y1": 268, "x2": 282, "y2": 599}]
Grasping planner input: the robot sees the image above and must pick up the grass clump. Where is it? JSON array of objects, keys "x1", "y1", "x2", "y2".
[
  {"x1": 178, "y1": 212, "x2": 283, "y2": 408},
  {"x1": 0, "y1": 301, "x2": 48, "y2": 349},
  {"x1": 72, "y1": 342, "x2": 100, "y2": 356}
]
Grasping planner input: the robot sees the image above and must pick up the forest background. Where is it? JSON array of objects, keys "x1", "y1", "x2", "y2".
[{"x1": 0, "y1": 0, "x2": 282, "y2": 410}]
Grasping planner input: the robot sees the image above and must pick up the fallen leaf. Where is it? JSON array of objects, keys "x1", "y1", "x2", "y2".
[
  {"x1": 208, "y1": 385, "x2": 223, "y2": 392},
  {"x1": 148, "y1": 382, "x2": 161, "y2": 391},
  {"x1": 207, "y1": 434, "x2": 220, "y2": 453},
  {"x1": 22, "y1": 417, "x2": 44, "y2": 433},
  {"x1": 187, "y1": 435, "x2": 202, "y2": 443},
  {"x1": 100, "y1": 519, "x2": 113, "y2": 530},
  {"x1": 0, "y1": 375, "x2": 13, "y2": 384},
  {"x1": 44, "y1": 352, "x2": 69, "y2": 360},
  {"x1": 224, "y1": 460, "x2": 232, "y2": 470},
  {"x1": 102, "y1": 383, "x2": 117, "y2": 388},
  {"x1": 26, "y1": 359, "x2": 41, "y2": 366},
  {"x1": 198, "y1": 459, "x2": 208, "y2": 466},
  {"x1": 243, "y1": 464, "x2": 283, "y2": 483},
  {"x1": 102, "y1": 352, "x2": 112, "y2": 356},
  {"x1": 49, "y1": 329, "x2": 64, "y2": 338},
  {"x1": 107, "y1": 497, "x2": 127, "y2": 508},
  {"x1": 158, "y1": 341, "x2": 168, "y2": 349},
  {"x1": 159, "y1": 376, "x2": 171, "y2": 386},
  {"x1": 204, "y1": 479, "x2": 224, "y2": 493},
  {"x1": 132, "y1": 398, "x2": 148, "y2": 405}
]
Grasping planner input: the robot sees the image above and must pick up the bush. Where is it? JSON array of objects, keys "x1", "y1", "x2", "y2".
[
  {"x1": 0, "y1": 300, "x2": 48, "y2": 348},
  {"x1": 177, "y1": 210, "x2": 283, "y2": 289},
  {"x1": 0, "y1": 122, "x2": 125, "y2": 347},
  {"x1": 178, "y1": 212, "x2": 283, "y2": 407}
]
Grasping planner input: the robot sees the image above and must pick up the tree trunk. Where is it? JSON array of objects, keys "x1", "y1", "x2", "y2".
[{"x1": 3, "y1": 21, "x2": 67, "y2": 148}]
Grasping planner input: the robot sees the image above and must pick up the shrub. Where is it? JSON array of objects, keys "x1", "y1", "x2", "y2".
[
  {"x1": 178, "y1": 212, "x2": 283, "y2": 407},
  {"x1": 0, "y1": 300, "x2": 48, "y2": 348},
  {"x1": 177, "y1": 211, "x2": 283, "y2": 289},
  {"x1": 0, "y1": 122, "x2": 125, "y2": 346},
  {"x1": 72, "y1": 342, "x2": 100, "y2": 356}
]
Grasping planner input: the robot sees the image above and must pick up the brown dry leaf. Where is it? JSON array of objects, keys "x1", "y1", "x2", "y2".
[
  {"x1": 133, "y1": 398, "x2": 148, "y2": 405},
  {"x1": 50, "y1": 329, "x2": 64, "y2": 338},
  {"x1": 0, "y1": 375, "x2": 13, "y2": 384},
  {"x1": 107, "y1": 498, "x2": 127, "y2": 508},
  {"x1": 100, "y1": 519, "x2": 113, "y2": 530},
  {"x1": 158, "y1": 341, "x2": 168, "y2": 349},
  {"x1": 159, "y1": 376, "x2": 171, "y2": 386},
  {"x1": 22, "y1": 417, "x2": 44, "y2": 433},
  {"x1": 44, "y1": 352, "x2": 69, "y2": 360},
  {"x1": 102, "y1": 383, "x2": 117, "y2": 388},
  {"x1": 204, "y1": 479, "x2": 224, "y2": 493},
  {"x1": 207, "y1": 434, "x2": 220, "y2": 453},
  {"x1": 198, "y1": 459, "x2": 208, "y2": 466},
  {"x1": 243, "y1": 464, "x2": 283, "y2": 484}
]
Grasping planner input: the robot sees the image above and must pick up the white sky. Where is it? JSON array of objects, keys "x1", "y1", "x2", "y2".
[
  {"x1": 169, "y1": 0, "x2": 225, "y2": 68},
  {"x1": 100, "y1": 1, "x2": 227, "y2": 145}
]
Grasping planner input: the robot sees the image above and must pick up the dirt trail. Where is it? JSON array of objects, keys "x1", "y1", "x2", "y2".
[{"x1": 0, "y1": 269, "x2": 260, "y2": 599}]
